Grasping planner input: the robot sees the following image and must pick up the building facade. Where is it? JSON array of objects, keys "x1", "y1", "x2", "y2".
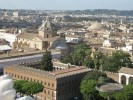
[
  {"x1": 119, "y1": 67, "x2": 133, "y2": 85},
  {"x1": 14, "y1": 19, "x2": 68, "y2": 52},
  {"x1": 4, "y1": 65, "x2": 92, "y2": 100}
]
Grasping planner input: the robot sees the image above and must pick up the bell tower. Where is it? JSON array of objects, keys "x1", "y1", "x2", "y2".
[{"x1": 38, "y1": 18, "x2": 57, "y2": 38}]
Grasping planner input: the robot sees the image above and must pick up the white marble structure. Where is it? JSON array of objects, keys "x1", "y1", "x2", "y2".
[
  {"x1": 0, "y1": 75, "x2": 34, "y2": 100},
  {"x1": 119, "y1": 67, "x2": 133, "y2": 85},
  {"x1": 0, "y1": 75, "x2": 16, "y2": 100}
]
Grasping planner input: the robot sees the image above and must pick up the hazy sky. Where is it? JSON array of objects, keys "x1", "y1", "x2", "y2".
[{"x1": 0, "y1": 0, "x2": 132, "y2": 10}]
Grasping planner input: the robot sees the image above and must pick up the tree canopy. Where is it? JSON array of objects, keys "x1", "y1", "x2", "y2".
[
  {"x1": 80, "y1": 71, "x2": 111, "y2": 100},
  {"x1": 14, "y1": 80, "x2": 44, "y2": 96},
  {"x1": 22, "y1": 81, "x2": 44, "y2": 96},
  {"x1": 41, "y1": 50, "x2": 53, "y2": 71},
  {"x1": 80, "y1": 79, "x2": 97, "y2": 100},
  {"x1": 14, "y1": 80, "x2": 28, "y2": 95},
  {"x1": 61, "y1": 43, "x2": 92, "y2": 66},
  {"x1": 80, "y1": 71, "x2": 133, "y2": 100},
  {"x1": 103, "y1": 50, "x2": 132, "y2": 72},
  {"x1": 113, "y1": 85, "x2": 133, "y2": 100},
  {"x1": 62, "y1": 43, "x2": 133, "y2": 72}
]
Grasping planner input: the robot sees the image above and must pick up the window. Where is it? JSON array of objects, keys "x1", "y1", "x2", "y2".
[
  {"x1": 52, "y1": 91, "x2": 54, "y2": 97},
  {"x1": 48, "y1": 90, "x2": 50, "y2": 95},
  {"x1": 44, "y1": 89, "x2": 46, "y2": 93},
  {"x1": 47, "y1": 34, "x2": 49, "y2": 38},
  {"x1": 69, "y1": 81, "x2": 71, "y2": 84},
  {"x1": 75, "y1": 79, "x2": 77, "y2": 82},
  {"x1": 18, "y1": 75, "x2": 19, "y2": 78},
  {"x1": 58, "y1": 83, "x2": 60, "y2": 87},
  {"x1": 75, "y1": 39, "x2": 77, "y2": 42},
  {"x1": 62, "y1": 83, "x2": 64, "y2": 87},
  {"x1": 21, "y1": 76, "x2": 23, "y2": 79},
  {"x1": 48, "y1": 82, "x2": 50, "y2": 86},
  {"x1": 58, "y1": 91, "x2": 60, "y2": 96},
  {"x1": 72, "y1": 80, "x2": 74, "y2": 83},
  {"x1": 52, "y1": 83, "x2": 54, "y2": 87},
  {"x1": 65, "y1": 82, "x2": 67, "y2": 85}
]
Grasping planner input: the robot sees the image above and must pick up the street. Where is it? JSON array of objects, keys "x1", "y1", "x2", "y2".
[{"x1": 0, "y1": 53, "x2": 61, "y2": 72}]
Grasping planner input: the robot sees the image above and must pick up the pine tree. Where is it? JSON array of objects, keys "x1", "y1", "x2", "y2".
[{"x1": 41, "y1": 50, "x2": 53, "y2": 71}]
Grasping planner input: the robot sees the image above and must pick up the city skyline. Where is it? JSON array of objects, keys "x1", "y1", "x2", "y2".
[{"x1": 0, "y1": 0, "x2": 133, "y2": 10}]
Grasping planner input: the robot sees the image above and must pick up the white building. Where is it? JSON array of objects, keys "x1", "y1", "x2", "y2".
[
  {"x1": 103, "y1": 39, "x2": 115, "y2": 48},
  {"x1": 119, "y1": 67, "x2": 133, "y2": 85},
  {"x1": 0, "y1": 32, "x2": 18, "y2": 46},
  {"x1": 13, "y1": 12, "x2": 20, "y2": 17},
  {"x1": 118, "y1": 42, "x2": 133, "y2": 56},
  {"x1": 65, "y1": 35, "x2": 83, "y2": 43}
]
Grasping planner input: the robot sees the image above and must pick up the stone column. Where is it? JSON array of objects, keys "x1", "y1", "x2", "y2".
[
  {"x1": 119, "y1": 74, "x2": 121, "y2": 84},
  {"x1": 126, "y1": 77, "x2": 129, "y2": 85}
]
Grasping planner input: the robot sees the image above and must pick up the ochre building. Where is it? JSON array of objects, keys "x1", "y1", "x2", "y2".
[{"x1": 4, "y1": 65, "x2": 92, "y2": 100}]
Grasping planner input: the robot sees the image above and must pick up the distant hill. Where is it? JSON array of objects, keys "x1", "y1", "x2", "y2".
[
  {"x1": 65, "y1": 9, "x2": 133, "y2": 16},
  {"x1": 1, "y1": 9, "x2": 133, "y2": 16}
]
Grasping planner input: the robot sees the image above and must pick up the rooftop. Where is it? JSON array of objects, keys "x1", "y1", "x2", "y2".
[
  {"x1": 17, "y1": 33, "x2": 37, "y2": 39},
  {"x1": 88, "y1": 22, "x2": 106, "y2": 31},
  {"x1": 5, "y1": 65, "x2": 92, "y2": 79},
  {"x1": 118, "y1": 67, "x2": 133, "y2": 75}
]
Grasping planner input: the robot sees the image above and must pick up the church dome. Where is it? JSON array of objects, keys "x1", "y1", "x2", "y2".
[
  {"x1": 88, "y1": 22, "x2": 106, "y2": 31},
  {"x1": 39, "y1": 19, "x2": 57, "y2": 32}
]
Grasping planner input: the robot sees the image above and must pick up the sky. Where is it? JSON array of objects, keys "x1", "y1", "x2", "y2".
[{"x1": 0, "y1": 0, "x2": 133, "y2": 10}]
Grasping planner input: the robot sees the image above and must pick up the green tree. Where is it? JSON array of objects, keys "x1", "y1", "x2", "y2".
[
  {"x1": 75, "y1": 43, "x2": 90, "y2": 51},
  {"x1": 94, "y1": 59, "x2": 99, "y2": 70},
  {"x1": 41, "y1": 50, "x2": 53, "y2": 71},
  {"x1": 113, "y1": 85, "x2": 133, "y2": 100},
  {"x1": 103, "y1": 50, "x2": 132, "y2": 72},
  {"x1": 80, "y1": 79, "x2": 97, "y2": 100},
  {"x1": 72, "y1": 53, "x2": 81, "y2": 65},
  {"x1": 14, "y1": 80, "x2": 44, "y2": 97},
  {"x1": 61, "y1": 43, "x2": 91, "y2": 66},
  {"x1": 99, "y1": 59, "x2": 104, "y2": 70},
  {"x1": 22, "y1": 81, "x2": 44, "y2": 96},
  {"x1": 82, "y1": 70, "x2": 108, "y2": 82},
  {"x1": 14, "y1": 80, "x2": 28, "y2": 96},
  {"x1": 92, "y1": 51, "x2": 104, "y2": 70},
  {"x1": 61, "y1": 54, "x2": 73, "y2": 64},
  {"x1": 80, "y1": 71, "x2": 112, "y2": 100},
  {"x1": 83, "y1": 56, "x2": 94, "y2": 68},
  {"x1": 73, "y1": 43, "x2": 91, "y2": 66}
]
